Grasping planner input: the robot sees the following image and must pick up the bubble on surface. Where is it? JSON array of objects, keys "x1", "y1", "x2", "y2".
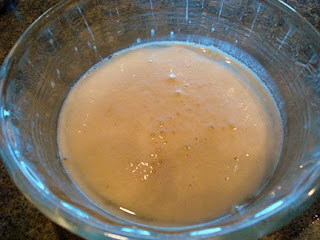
[
  {"x1": 234, "y1": 164, "x2": 239, "y2": 172},
  {"x1": 150, "y1": 133, "x2": 156, "y2": 140},
  {"x1": 175, "y1": 89, "x2": 182, "y2": 96},
  {"x1": 169, "y1": 72, "x2": 176, "y2": 79},
  {"x1": 228, "y1": 124, "x2": 237, "y2": 131}
]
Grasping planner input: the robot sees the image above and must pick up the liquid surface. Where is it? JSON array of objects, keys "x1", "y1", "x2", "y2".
[{"x1": 58, "y1": 42, "x2": 283, "y2": 226}]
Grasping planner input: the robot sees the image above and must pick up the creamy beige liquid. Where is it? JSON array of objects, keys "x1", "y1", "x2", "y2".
[{"x1": 58, "y1": 42, "x2": 282, "y2": 226}]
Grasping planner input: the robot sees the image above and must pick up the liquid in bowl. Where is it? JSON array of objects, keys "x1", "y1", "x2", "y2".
[{"x1": 57, "y1": 42, "x2": 283, "y2": 226}]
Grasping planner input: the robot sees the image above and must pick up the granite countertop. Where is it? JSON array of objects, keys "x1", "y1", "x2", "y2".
[{"x1": 0, "y1": 0, "x2": 319, "y2": 239}]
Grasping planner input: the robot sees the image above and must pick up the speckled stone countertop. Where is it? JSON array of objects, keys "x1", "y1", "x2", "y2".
[{"x1": 0, "y1": 0, "x2": 319, "y2": 239}]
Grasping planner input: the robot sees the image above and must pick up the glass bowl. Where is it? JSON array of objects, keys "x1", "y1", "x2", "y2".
[{"x1": 0, "y1": 0, "x2": 319, "y2": 239}]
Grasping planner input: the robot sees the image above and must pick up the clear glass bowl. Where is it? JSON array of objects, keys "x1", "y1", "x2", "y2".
[{"x1": 0, "y1": 0, "x2": 319, "y2": 239}]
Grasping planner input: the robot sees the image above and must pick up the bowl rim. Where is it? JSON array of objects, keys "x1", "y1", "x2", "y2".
[{"x1": 0, "y1": 0, "x2": 319, "y2": 239}]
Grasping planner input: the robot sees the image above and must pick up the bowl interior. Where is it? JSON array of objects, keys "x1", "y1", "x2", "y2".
[{"x1": 1, "y1": 0, "x2": 319, "y2": 239}]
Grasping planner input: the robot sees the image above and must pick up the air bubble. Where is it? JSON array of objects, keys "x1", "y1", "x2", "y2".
[
  {"x1": 170, "y1": 31, "x2": 174, "y2": 37},
  {"x1": 150, "y1": 153, "x2": 158, "y2": 159},
  {"x1": 234, "y1": 164, "x2": 239, "y2": 172},
  {"x1": 175, "y1": 89, "x2": 182, "y2": 95},
  {"x1": 228, "y1": 123, "x2": 237, "y2": 130},
  {"x1": 150, "y1": 133, "x2": 156, "y2": 139},
  {"x1": 136, "y1": 38, "x2": 141, "y2": 43},
  {"x1": 169, "y1": 72, "x2": 176, "y2": 79}
]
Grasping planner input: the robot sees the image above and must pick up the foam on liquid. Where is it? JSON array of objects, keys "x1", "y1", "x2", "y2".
[{"x1": 58, "y1": 42, "x2": 283, "y2": 226}]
